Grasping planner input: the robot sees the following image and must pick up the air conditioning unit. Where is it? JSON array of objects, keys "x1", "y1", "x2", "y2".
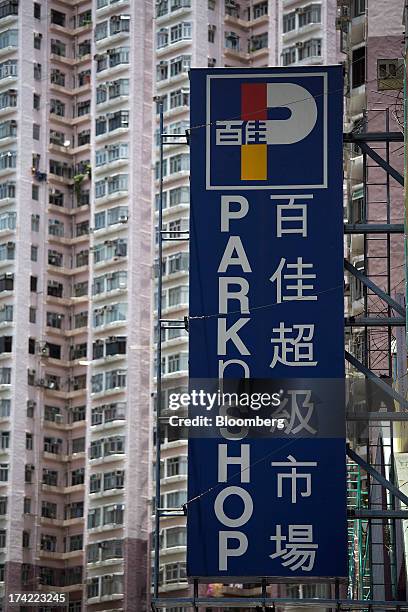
[
  {"x1": 54, "y1": 414, "x2": 63, "y2": 424},
  {"x1": 119, "y1": 215, "x2": 128, "y2": 222},
  {"x1": 295, "y1": 41, "x2": 304, "y2": 48},
  {"x1": 27, "y1": 400, "x2": 36, "y2": 409}
]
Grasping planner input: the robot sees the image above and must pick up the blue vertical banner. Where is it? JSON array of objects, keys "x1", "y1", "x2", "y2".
[{"x1": 187, "y1": 67, "x2": 347, "y2": 578}]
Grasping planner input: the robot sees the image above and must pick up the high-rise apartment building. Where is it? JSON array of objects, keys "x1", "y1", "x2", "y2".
[
  {"x1": 0, "y1": 0, "x2": 152, "y2": 610},
  {"x1": 152, "y1": 0, "x2": 339, "y2": 605}
]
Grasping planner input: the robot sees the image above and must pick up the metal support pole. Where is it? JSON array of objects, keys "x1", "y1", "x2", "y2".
[
  {"x1": 153, "y1": 99, "x2": 164, "y2": 600},
  {"x1": 347, "y1": 446, "x2": 408, "y2": 506},
  {"x1": 404, "y1": 36, "x2": 408, "y2": 347}
]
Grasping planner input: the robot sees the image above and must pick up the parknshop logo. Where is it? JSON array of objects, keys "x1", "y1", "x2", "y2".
[{"x1": 206, "y1": 73, "x2": 328, "y2": 190}]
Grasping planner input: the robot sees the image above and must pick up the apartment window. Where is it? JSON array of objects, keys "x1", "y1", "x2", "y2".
[
  {"x1": 31, "y1": 214, "x2": 39, "y2": 232},
  {"x1": 74, "y1": 311, "x2": 88, "y2": 328},
  {"x1": 0, "y1": 274, "x2": 13, "y2": 293},
  {"x1": 0, "y1": 432, "x2": 8, "y2": 449},
  {"x1": 0, "y1": 398, "x2": 10, "y2": 416},
  {"x1": 166, "y1": 526, "x2": 186, "y2": 548},
  {"x1": 208, "y1": 25, "x2": 215, "y2": 43},
  {"x1": 298, "y1": 38, "x2": 321, "y2": 60},
  {"x1": 0, "y1": 89, "x2": 17, "y2": 110},
  {"x1": 51, "y1": 38, "x2": 65, "y2": 57},
  {"x1": 46, "y1": 312, "x2": 63, "y2": 329},
  {"x1": 104, "y1": 470, "x2": 125, "y2": 491},
  {"x1": 170, "y1": 88, "x2": 189, "y2": 109},
  {"x1": 253, "y1": 1, "x2": 267, "y2": 18},
  {"x1": 1, "y1": 530, "x2": 8, "y2": 548},
  {"x1": 168, "y1": 252, "x2": 189, "y2": 274},
  {"x1": 65, "y1": 501, "x2": 83, "y2": 520},
  {"x1": 29, "y1": 307, "x2": 36, "y2": 323},
  {"x1": 299, "y1": 4, "x2": 321, "y2": 27},
  {"x1": 42, "y1": 501, "x2": 57, "y2": 519},
  {"x1": 91, "y1": 373, "x2": 103, "y2": 394},
  {"x1": 51, "y1": 9, "x2": 65, "y2": 27},
  {"x1": 33, "y1": 93, "x2": 40, "y2": 110},
  {"x1": 0, "y1": 242, "x2": 14, "y2": 261},
  {"x1": 30, "y1": 245, "x2": 38, "y2": 263},
  {"x1": 30, "y1": 186, "x2": 39, "y2": 203},
  {"x1": 110, "y1": 14, "x2": 130, "y2": 36},
  {"x1": 165, "y1": 562, "x2": 186, "y2": 585},
  {"x1": 47, "y1": 281, "x2": 63, "y2": 300},
  {"x1": 95, "y1": 21, "x2": 108, "y2": 41},
  {"x1": 0, "y1": 497, "x2": 6, "y2": 515},
  {"x1": 283, "y1": 12, "x2": 296, "y2": 33},
  {"x1": 26, "y1": 433, "x2": 33, "y2": 451},
  {"x1": 73, "y1": 281, "x2": 88, "y2": 297},
  {"x1": 108, "y1": 110, "x2": 129, "y2": 132},
  {"x1": 105, "y1": 369, "x2": 127, "y2": 390},
  {"x1": 33, "y1": 2, "x2": 41, "y2": 19},
  {"x1": 41, "y1": 534, "x2": 56, "y2": 552},
  {"x1": 72, "y1": 437, "x2": 85, "y2": 454},
  {"x1": 27, "y1": 529, "x2": 37, "y2": 549},
  {"x1": 103, "y1": 503, "x2": 124, "y2": 526},
  {"x1": 44, "y1": 436, "x2": 62, "y2": 454},
  {"x1": 50, "y1": 98, "x2": 65, "y2": 117},
  {"x1": 157, "y1": 27, "x2": 168, "y2": 48},
  {"x1": 43, "y1": 468, "x2": 58, "y2": 486},
  {"x1": 90, "y1": 473, "x2": 101, "y2": 494},
  {"x1": 71, "y1": 467, "x2": 84, "y2": 486},
  {"x1": 76, "y1": 100, "x2": 90, "y2": 117},
  {"x1": 108, "y1": 46, "x2": 129, "y2": 67},
  {"x1": 25, "y1": 464, "x2": 34, "y2": 483},
  {"x1": 0, "y1": 211, "x2": 15, "y2": 230},
  {"x1": 78, "y1": 39, "x2": 91, "y2": 57},
  {"x1": 95, "y1": 115, "x2": 107, "y2": 136},
  {"x1": 169, "y1": 153, "x2": 189, "y2": 174},
  {"x1": 249, "y1": 32, "x2": 268, "y2": 52},
  {"x1": 71, "y1": 405, "x2": 85, "y2": 423},
  {"x1": 69, "y1": 534, "x2": 83, "y2": 552},
  {"x1": 225, "y1": 31, "x2": 239, "y2": 51},
  {"x1": 352, "y1": 46, "x2": 365, "y2": 89},
  {"x1": 167, "y1": 456, "x2": 187, "y2": 477},
  {"x1": 0, "y1": 463, "x2": 8, "y2": 481},
  {"x1": 170, "y1": 55, "x2": 191, "y2": 77},
  {"x1": 24, "y1": 497, "x2": 31, "y2": 513},
  {"x1": 352, "y1": 0, "x2": 365, "y2": 17},
  {"x1": 33, "y1": 31, "x2": 41, "y2": 49},
  {"x1": 33, "y1": 62, "x2": 41, "y2": 80},
  {"x1": 170, "y1": 22, "x2": 191, "y2": 43},
  {"x1": 48, "y1": 249, "x2": 63, "y2": 267},
  {"x1": 0, "y1": 59, "x2": 17, "y2": 80}
]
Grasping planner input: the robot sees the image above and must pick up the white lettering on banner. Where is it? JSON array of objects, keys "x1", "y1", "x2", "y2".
[
  {"x1": 216, "y1": 445, "x2": 252, "y2": 570},
  {"x1": 271, "y1": 389, "x2": 317, "y2": 435},
  {"x1": 270, "y1": 525, "x2": 318, "y2": 572},
  {"x1": 219, "y1": 532, "x2": 248, "y2": 571},
  {"x1": 270, "y1": 257, "x2": 317, "y2": 303},
  {"x1": 218, "y1": 444, "x2": 250, "y2": 483},
  {"x1": 221, "y1": 196, "x2": 249, "y2": 231},
  {"x1": 271, "y1": 455, "x2": 317, "y2": 504},
  {"x1": 270, "y1": 323, "x2": 317, "y2": 368},
  {"x1": 274, "y1": 195, "x2": 311, "y2": 238},
  {"x1": 219, "y1": 277, "x2": 250, "y2": 314},
  {"x1": 214, "y1": 486, "x2": 253, "y2": 528}
]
